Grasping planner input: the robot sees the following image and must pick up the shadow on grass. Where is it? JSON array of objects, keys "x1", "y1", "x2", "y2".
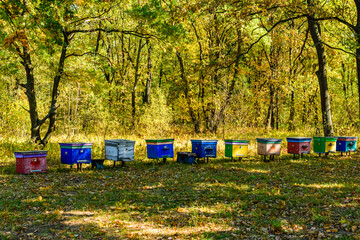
[{"x1": 1, "y1": 149, "x2": 360, "y2": 239}]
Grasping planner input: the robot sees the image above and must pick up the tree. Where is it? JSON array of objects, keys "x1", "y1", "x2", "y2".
[
  {"x1": 307, "y1": 0, "x2": 334, "y2": 136},
  {"x1": 0, "y1": 0, "x2": 119, "y2": 145}
]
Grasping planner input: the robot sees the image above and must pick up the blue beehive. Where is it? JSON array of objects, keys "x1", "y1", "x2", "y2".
[
  {"x1": 59, "y1": 143, "x2": 93, "y2": 169},
  {"x1": 146, "y1": 139, "x2": 174, "y2": 162},
  {"x1": 177, "y1": 152, "x2": 197, "y2": 164},
  {"x1": 191, "y1": 139, "x2": 218, "y2": 159},
  {"x1": 336, "y1": 136, "x2": 357, "y2": 155}
]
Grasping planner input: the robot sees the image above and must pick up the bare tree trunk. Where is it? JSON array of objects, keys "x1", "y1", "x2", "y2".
[
  {"x1": 355, "y1": 0, "x2": 360, "y2": 120},
  {"x1": 18, "y1": 31, "x2": 70, "y2": 145},
  {"x1": 307, "y1": 0, "x2": 334, "y2": 136},
  {"x1": 42, "y1": 32, "x2": 70, "y2": 145},
  {"x1": 144, "y1": 39, "x2": 152, "y2": 104},
  {"x1": 289, "y1": 91, "x2": 295, "y2": 130},
  {"x1": 131, "y1": 38, "x2": 143, "y2": 126},
  {"x1": 275, "y1": 92, "x2": 279, "y2": 130},
  {"x1": 266, "y1": 84, "x2": 275, "y2": 129},
  {"x1": 356, "y1": 47, "x2": 360, "y2": 120},
  {"x1": 21, "y1": 47, "x2": 41, "y2": 143},
  {"x1": 176, "y1": 51, "x2": 200, "y2": 133}
]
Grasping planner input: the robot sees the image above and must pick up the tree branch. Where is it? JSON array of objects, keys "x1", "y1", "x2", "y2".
[
  {"x1": 65, "y1": 51, "x2": 93, "y2": 59},
  {"x1": 240, "y1": 14, "x2": 307, "y2": 57},
  {"x1": 20, "y1": 105, "x2": 30, "y2": 113},
  {"x1": 293, "y1": 27, "x2": 309, "y2": 65},
  {"x1": 314, "y1": 16, "x2": 356, "y2": 32},
  {"x1": 69, "y1": 4, "x2": 118, "y2": 26},
  {"x1": 67, "y1": 28, "x2": 154, "y2": 39},
  {"x1": 321, "y1": 41, "x2": 356, "y2": 57}
]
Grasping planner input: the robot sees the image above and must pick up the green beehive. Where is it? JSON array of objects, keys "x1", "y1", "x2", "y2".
[
  {"x1": 313, "y1": 137, "x2": 337, "y2": 155},
  {"x1": 224, "y1": 140, "x2": 250, "y2": 160}
]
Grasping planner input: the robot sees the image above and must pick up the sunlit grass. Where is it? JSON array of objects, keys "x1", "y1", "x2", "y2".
[
  {"x1": 1, "y1": 131, "x2": 360, "y2": 239},
  {"x1": 294, "y1": 183, "x2": 346, "y2": 189}
]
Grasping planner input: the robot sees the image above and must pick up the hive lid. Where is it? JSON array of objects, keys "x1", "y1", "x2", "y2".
[
  {"x1": 14, "y1": 151, "x2": 48, "y2": 158},
  {"x1": 145, "y1": 139, "x2": 174, "y2": 143},
  {"x1": 313, "y1": 136, "x2": 337, "y2": 141},
  {"x1": 59, "y1": 142, "x2": 93, "y2": 146},
  {"x1": 256, "y1": 138, "x2": 282, "y2": 143},
  {"x1": 191, "y1": 139, "x2": 218, "y2": 143},
  {"x1": 287, "y1": 137, "x2": 311, "y2": 139},
  {"x1": 287, "y1": 137, "x2": 312, "y2": 142},
  {"x1": 335, "y1": 136, "x2": 357, "y2": 139},
  {"x1": 224, "y1": 139, "x2": 250, "y2": 143},
  {"x1": 105, "y1": 139, "x2": 136, "y2": 143}
]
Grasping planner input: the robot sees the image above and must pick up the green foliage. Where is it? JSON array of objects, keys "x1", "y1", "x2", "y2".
[
  {"x1": 138, "y1": 88, "x2": 174, "y2": 136},
  {"x1": 0, "y1": 0, "x2": 359, "y2": 141}
]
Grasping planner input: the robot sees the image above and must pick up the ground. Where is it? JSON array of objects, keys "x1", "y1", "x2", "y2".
[{"x1": 1, "y1": 141, "x2": 360, "y2": 239}]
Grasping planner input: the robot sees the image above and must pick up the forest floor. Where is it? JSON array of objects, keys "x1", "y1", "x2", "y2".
[{"x1": 1, "y1": 136, "x2": 360, "y2": 239}]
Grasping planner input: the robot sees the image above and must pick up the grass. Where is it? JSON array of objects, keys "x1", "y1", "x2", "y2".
[{"x1": 1, "y1": 132, "x2": 360, "y2": 239}]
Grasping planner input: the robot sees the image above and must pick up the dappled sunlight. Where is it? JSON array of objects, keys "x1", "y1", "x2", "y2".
[
  {"x1": 245, "y1": 168, "x2": 271, "y2": 174},
  {"x1": 118, "y1": 219, "x2": 233, "y2": 238},
  {"x1": 139, "y1": 183, "x2": 164, "y2": 190},
  {"x1": 194, "y1": 181, "x2": 250, "y2": 191},
  {"x1": 289, "y1": 160, "x2": 309, "y2": 164},
  {"x1": 60, "y1": 209, "x2": 234, "y2": 239},
  {"x1": 294, "y1": 183, "x2": 345, "y2": 189}
]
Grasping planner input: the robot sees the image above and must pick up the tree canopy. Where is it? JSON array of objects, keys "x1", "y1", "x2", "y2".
[{"x1": 0, "y1": 0, "x2": 359, "y2": 143}]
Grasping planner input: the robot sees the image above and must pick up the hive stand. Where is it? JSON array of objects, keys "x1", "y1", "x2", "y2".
[
  {"x1": 70, "y1": 163, "x2": 86, "y2": 171},
  {"x1": 91, "y1": 159, "x2": 105, "y2": 170},
  {"x1": 263, "y1": 155, "x2": 276, "y2": 162}
]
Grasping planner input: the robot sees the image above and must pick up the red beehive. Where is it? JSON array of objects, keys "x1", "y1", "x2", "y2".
[{"x1": 15, "y1": 151, "x2": 47, "y2": 174}]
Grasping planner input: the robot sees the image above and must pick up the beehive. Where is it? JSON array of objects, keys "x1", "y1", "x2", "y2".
[
  {"x1": 336, "y1": 136, "x2": 357, "y2": 154},
  {"x1": 225, "y1": 139, "x2": 249, "y2": 160},
  {"x1": 287, "y1": 137, "x2": 311, "y2": 156},
  {"x1": 256, "y1": 138, "x2": 282, "y2": 161},
  {"x1": 105, "y1": 139, "x2": 135, "y2": 164},
  {"x1": 313, "y1": 137, "x2": 337, "y2": 155},
  {"x1": 177, "y1": 152, "x2": 197, "y2": 164},
  {"x1": 256, "y1": 138, "x2": 282, "y2": 155},
  {"x1": 191, "y1": 139, "x2": 218, "y2": 159},
  {"x1": 14, "y1": 151, "x2": 47, "y2": 174},
  {"x1": 59, "y1": 143, "x2": 93, "y2": 169},
  {"x1": 146, "y1": 139, "x2": 174, "y2": 162}
]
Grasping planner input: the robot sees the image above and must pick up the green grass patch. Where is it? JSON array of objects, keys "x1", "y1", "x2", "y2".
[{"x1": 1, "y1": 134, "x2": 360, "y2": 239}]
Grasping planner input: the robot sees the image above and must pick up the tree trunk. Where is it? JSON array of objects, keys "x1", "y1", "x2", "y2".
[
  {"x1": 356, "y1": 47, "x2": 360, "y2": 120},
  {"x1": 21, "y1": 48, "x2": 41, "y2": 143},
  {"x1": 307, "y1": 0, "x2": 334, "y2": 136},
  {"x1": 42, "y1": 32, "x2": 70, "y2": 145},
  {"x1": 289, "y1": 90, "x2": 295, "y2": 131},
  {"x1": 207, "y1": 29, "x2": 242, "y2": 133},
  {"x1": 19, "y1": 31, "x2": 70, "y2": 145},
  {"x1": 144, "y1": 39, "x2": 152, "y2": 104},
  {"x1": 266, "y1": 84, "x2": 275, "y2": 129},
  {"x1": 176, "y1": 51, "x2": 200, "y2": 133},
  {"x1": 131, "y1": 38, "x2": 143, "y2": 126},
  {"x1": 355, "y1": 0, "x2": 360, "y2": 120}
]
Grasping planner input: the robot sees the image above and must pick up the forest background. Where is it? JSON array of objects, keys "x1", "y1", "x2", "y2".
[
  {"x1": 0, "y1": 0, "x2": 359, "y2": 145},
  {"x1": 3, "y1": 1, "x2": 360, "y2": 239}
]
